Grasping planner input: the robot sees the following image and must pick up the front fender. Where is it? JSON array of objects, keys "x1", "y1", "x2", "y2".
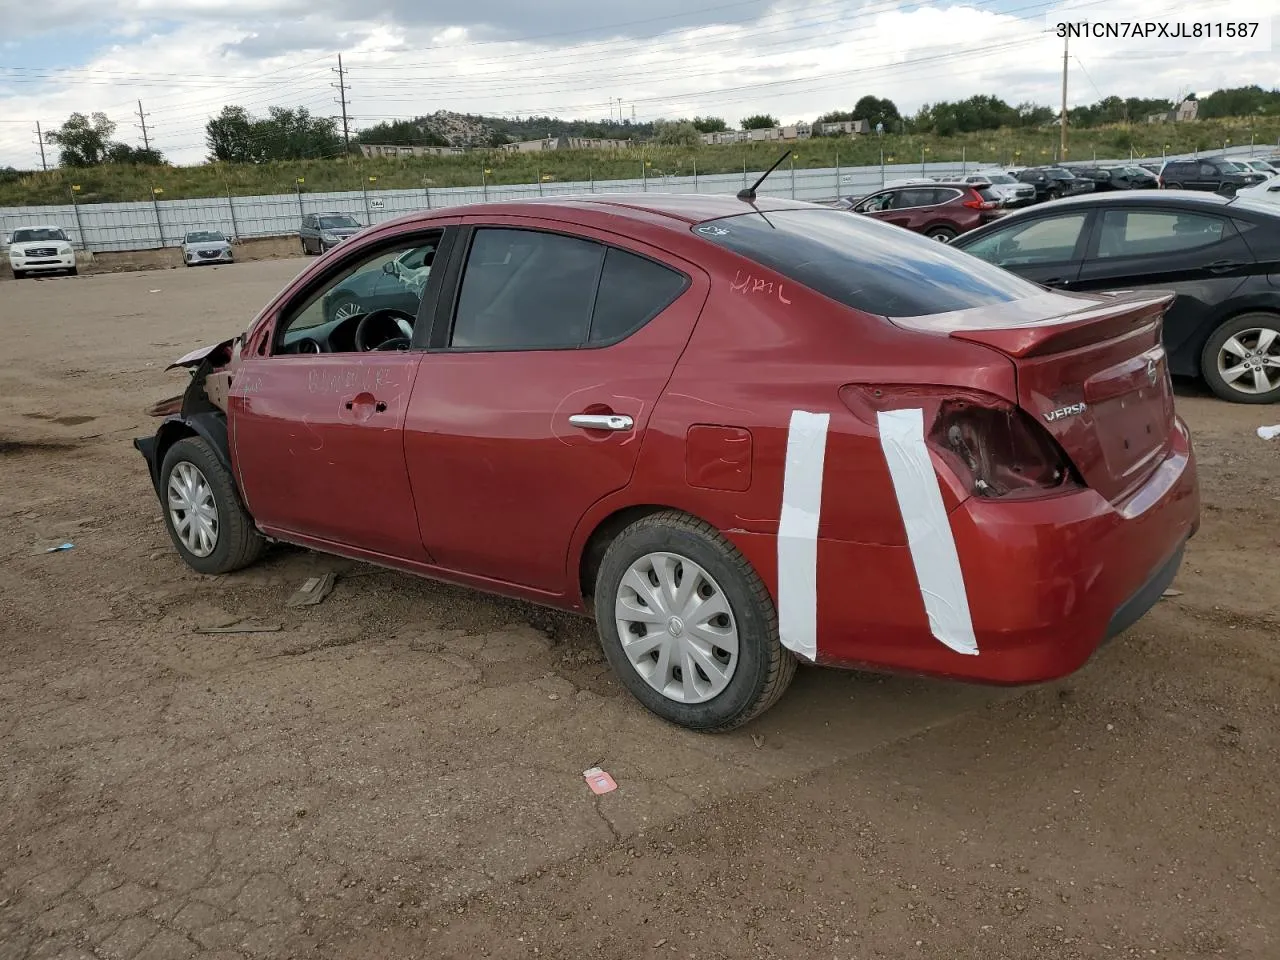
[{"x1": 134, "y1": 412, "x2": 231, "y2": 501}]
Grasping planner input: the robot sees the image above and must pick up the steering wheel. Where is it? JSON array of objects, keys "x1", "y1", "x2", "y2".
[{"x1": 353, "y1": 308, "x2": 416, "y2": 352}]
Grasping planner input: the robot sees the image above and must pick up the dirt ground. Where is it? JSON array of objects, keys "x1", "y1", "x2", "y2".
[{"x1": 1, "y1": 260, "x2": 1277, "y2": 960}]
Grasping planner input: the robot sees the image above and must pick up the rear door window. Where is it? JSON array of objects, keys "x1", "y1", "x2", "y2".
[
  {"x1": 1095, "y1": 210, "x2": 1228, "y2": 259},
  {"x1": 589, "y1": 248, "x2": 688, "y2": 344},
  {"x1": 450, "y1": 228, "x2": 604, "y2": 350},
  {"x1": 694, "y1": 208, "x2": 1042, "y2": 317}
]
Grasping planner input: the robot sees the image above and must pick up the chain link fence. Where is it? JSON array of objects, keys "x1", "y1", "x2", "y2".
[{"x1": 1, "y1": 145, "x2": 1273, "y2": 254}]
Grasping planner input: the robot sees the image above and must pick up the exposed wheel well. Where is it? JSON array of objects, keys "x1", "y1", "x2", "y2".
[{"x1": 578, "y1": 504, "x2": 696, "y2": 610}]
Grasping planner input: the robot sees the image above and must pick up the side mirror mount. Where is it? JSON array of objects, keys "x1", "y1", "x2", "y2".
[{"x1": 382, "y1": 260, "x2": 399, "y2": 277}]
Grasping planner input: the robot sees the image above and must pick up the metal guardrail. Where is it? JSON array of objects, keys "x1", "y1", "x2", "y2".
[{"x1": 1, "y1": 145, "x2": 1275, "y2": 254}]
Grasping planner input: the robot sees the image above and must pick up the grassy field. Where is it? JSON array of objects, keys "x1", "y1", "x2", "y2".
[{"x1": 4, "y1": 118, "x2": 1278, "y2": 206}]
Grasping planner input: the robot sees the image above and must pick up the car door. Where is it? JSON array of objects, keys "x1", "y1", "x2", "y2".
[
  {"x1": 227, "y1": 224, "x2": 457, "y2": 559},
  {"x1": 884, "y1": 188, "x2": 936, "y2": 230},
  {"x1": 853, "y1": 189, "x2": 897, "y2": 222},
  {"x1": 404, "y1": 219, "x2": 708, "y2": 592},
  {"x1": 952, "y1": 209, "x2": 1093, "y2": 288},
  {"x1": 1074, "y1": 206, "x2": 1254, "y2": 369}
]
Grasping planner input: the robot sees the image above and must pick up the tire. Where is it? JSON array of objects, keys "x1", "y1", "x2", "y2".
[
  {"x1": 925, "y1": 226, "x2": 957, "y2": 242},
  {"x1": 68, "y1": 266, "x2": 77, "y2": 276},
  {"x1": 301, "y1": 237, "x2": 312, "y2": 255},
  {"x1": 159, "y1": 436, "x2": 265, "y2": 574},
  {"x1": 593, "y1": 511, "x2": 796, "y2": 732},
  {"x1": 11, "y1": 269, "x2": 24, "y2": 280},
  {"x1": 1200, "y1": 312, "x2": 1280, "y2": 404}
]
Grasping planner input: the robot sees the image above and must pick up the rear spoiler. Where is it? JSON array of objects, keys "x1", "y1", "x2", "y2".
[{"x1": 948, "y1": 292, "x2": 1174, "y2": 358}]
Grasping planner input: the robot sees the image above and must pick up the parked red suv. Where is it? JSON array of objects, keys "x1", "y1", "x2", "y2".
[
  {"x1": 136, "y1": 194, "x2": 1199, "y2": 732},
  {"x1": 847, "y1": 181, "x2": 1004, "y2": 241}
]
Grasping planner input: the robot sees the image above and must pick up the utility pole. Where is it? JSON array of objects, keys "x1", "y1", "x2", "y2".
[
  {"x1": 35, "y1": 122, "x2": 47, "y2": 171},
  {"x1": 1059, "y1": 35, "x2": 1069, "y2": 161},
  {"x1": 136, "y1": 100, "x2": 152, "y2": 152},
  {"x1": 333, "y1": 54, "x2": 351, "y2": 155}
]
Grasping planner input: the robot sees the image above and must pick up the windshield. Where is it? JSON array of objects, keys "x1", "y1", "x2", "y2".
[
  {"x1": 13, "y1": 228, "x2": 67, "y2": 243},
  {"x1": 320, "y1": 216, "x2": 359, "y2": 230},
  {"x1": 184, "y1": 231, "x2": 225, "y2": 243},
  {"x1": 1122, "y1": 166, "x2": 1151, "y2": 177},
  {"x1": 1044, "y1": 169, "x2": 1073, "y2": 180},
  {"x1": 983, "y1": 174, "x2": 1016, "y2": 184},
  {"x1": 694, "y1": 208, "x2": 1042, "y2": 318}
]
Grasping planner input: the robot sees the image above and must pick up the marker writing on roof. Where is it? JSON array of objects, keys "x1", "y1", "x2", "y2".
[{"x1": 730, "y1": 270, "x2": 792, "y2": 305}]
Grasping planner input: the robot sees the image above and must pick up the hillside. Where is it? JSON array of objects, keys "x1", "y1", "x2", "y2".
[
  {"x1": 3, "y1": 117, "x2": 1277, "y2": 207},
  {"x1": 356, "y1": 111, "x2": 656, "y2": 149}
]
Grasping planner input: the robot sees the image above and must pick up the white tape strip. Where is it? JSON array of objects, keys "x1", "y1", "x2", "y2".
[
  {"x1": 777, "y1": 410, "x2": 830, "y2": 663},
  {"x1": 876, "y1": 408, "x2": 979, "y2": 656}
]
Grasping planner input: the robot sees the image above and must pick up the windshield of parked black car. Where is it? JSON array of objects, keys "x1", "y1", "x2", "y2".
[
  {"x1": 1044, "y1": 169, "x2": 1074, "y2": 180},
  {"x1": 13, "y1": 228, "x2": 67, "y2": 242},
  {"x1": 983, "y1": 174, "x2": 1016, "y2": 184},
  {"x1": 185, "y1": 232, "x2": 225, "y2": 243},
  {"x1": 695, "y1": 208, "x2": 1044, "y2": 318},
  {"x1": 320, "y1": 216, "x2": 359, "y2": 229}
]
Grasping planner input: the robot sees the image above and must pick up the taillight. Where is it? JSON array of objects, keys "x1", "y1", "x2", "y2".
[
  {"x1": 962, "y1": 189, "x2": 997, "y2": 210},
  {"x1": 840, "y1": 385, "x2": 1081, "y2": 501}
]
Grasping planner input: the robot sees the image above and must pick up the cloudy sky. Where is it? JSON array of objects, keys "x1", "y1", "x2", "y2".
[{"x1": 1, "y1": 0, "x2": 1277, "y2": 168}]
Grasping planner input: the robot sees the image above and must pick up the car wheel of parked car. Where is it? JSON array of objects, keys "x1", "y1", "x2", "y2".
[
  {"x1": 925, "y1": 226, "x2": 957, "y2": 242},
  {"x1": 1201, "y1": 313, "x2": 1280, "y2": 404},
  {"x1": 160, "y1": 436, "x2": 265, "y2": 575},
  {"x1": 11, "y1": 270, "x2": 24, "y2": 280},
  {"x1": 593, "y1": 511, "x2": 796, "y2": 732}
]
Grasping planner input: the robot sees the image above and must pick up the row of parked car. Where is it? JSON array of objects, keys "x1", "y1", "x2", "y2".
[{"x1": 832, "y1": 157, "x2": 1280, "y2": 243}]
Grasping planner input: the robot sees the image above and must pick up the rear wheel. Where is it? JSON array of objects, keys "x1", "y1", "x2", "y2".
[
  {"x1": 1201, "y1": 313, "x2": 1280, "y2": 404},
  {"x1": 593, "y1": 511, "x2": 796, "y2": 732},
  {"x1": 160, "y1": 437, "x2": 265, "y2": 574},
  {"x1": 925, "y1": 225, "x2": 957, "y2": 242}
]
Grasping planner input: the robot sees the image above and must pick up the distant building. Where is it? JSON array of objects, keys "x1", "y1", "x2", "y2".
[
  {"x1": 358, "y1": 144, "x2": 464, "y2": 159},
  {"x1": 1146, "y1": 98, "x2": 1199, "y2": 123},
  {"x1": 700, "y1": 129, "x2": 749, "y2": 145},
  {"x1": 500, "y1": 136, "x2": 632, "y2": 152},
  {"x1": 819, "y1": 119, "x2": 870, "y2": 136}
]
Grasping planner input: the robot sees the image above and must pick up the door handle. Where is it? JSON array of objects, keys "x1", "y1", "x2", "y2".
[
  {"x1": 1044, "y1": 277, "x2": 1071, "y2": 287},
  {"x1": 569, "y1": 413, "x2": 634, "y2": 431},
  {"x1": 1206, "y1": 260, "x2": 1240, "y2": 274}
]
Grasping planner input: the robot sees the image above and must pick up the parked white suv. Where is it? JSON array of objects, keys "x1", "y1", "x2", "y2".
[{"x1": 8, "y1": 225, "x2": 77, "y2": 278}]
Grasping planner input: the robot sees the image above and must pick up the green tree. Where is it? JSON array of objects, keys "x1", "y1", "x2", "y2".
[
  {"x1": 356, "y1": 119, "x2": 449, "y2": 147},
  {"x1": 691, "y1": 116, "x2": 727, "y2": 133},
  {"x1": 654, "y1": 120, "x2": 702, "y2": 146},
  {"x1": 46, "y1": 112, "x2": 116, "y2": 166},
  {"x1": 853, "y1": 95, "x2": 901, "y2": 131},
  {"x1": 205, "y1": 106, "x2": 257, "y2": 163},
  {"x1": 740, "y1": 114, "x2": 778, "y2": 130},
  {"x1": 106, "y1": 144, "x2": 165, "y2": 165}
]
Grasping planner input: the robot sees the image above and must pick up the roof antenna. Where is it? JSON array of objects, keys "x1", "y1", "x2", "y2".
[{"x1": 737, "y1": 149, "x2": 792, "y2": 202}]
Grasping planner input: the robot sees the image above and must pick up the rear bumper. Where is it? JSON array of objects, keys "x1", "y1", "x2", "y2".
[{"x1": 765, "y1": 419, "x2": 1199, "y2": 683}]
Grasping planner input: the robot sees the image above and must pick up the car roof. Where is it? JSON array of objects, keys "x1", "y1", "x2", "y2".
[{"x1": 376, "y1": 193, "x2": 817, "y2": 235}]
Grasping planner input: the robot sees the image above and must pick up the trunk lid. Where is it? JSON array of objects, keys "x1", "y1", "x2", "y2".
[{"x1": 892, "y1": 290, "x2": 1177, "y2": 503}]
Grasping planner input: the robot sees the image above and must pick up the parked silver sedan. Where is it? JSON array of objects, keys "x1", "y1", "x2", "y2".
[{"x1": 181, "y1": 230, "x2": 234, "y2": 266}]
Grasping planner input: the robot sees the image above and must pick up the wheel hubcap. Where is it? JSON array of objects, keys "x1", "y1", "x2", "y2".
[
  {"x1": 334, "y1": 301, "x2": 363, "y2": 322},
  {"x1": 614, "y1": 552, "x2": 739, "y2": 704},
  {"x1": 1217, "y1": 326, "x2": 1280, "y2": 395},
  {"x1": 167, "y1": 461, "x2": 219, "y2": 557}
]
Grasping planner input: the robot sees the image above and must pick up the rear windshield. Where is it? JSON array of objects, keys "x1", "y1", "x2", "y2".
[
  {"x1": 320, "y1": 215, "x2": 359, "y2": 229},
  {"x1": 13, "y1": 228, "x2": 67, "y2": 242},
  {"x1": 695, "y1": 208, "x2": 1043, "y2": 317}
]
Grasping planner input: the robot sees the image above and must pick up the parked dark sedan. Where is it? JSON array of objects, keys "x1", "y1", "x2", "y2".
[
  {"x1": 1065, "y1": 164, "x2": 1159, "y2": 191},
  {"x1": 847, "y1": 181, "x2": 1003, "y2": 241},
  {"x1": 1015, "y1": 166, "x2": 1095, "y2": 201},
  {"x1": 950, "y1": 192, "x2": 1280, "y2": 403}
]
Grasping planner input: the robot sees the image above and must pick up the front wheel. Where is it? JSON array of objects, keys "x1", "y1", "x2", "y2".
[
  {"x1": 1201, "y1": 313, "x2": 1280, "y2": 404},
  {"x1": 11, "y1": 269, "x2": 24, "y2": 280},
  {"x1": 160, "y1": 436, "x2": 265, "y2": 574},
  {"x1": 594, "y1": 511, "x2": 796, "y2": 732}
]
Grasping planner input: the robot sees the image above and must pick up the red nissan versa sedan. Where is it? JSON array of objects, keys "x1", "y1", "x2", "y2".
[{"x1": 135, "y1": 193, "x2": 1199, "y2": 732}]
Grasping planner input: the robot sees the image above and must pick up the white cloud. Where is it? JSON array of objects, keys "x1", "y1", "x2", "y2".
[{"x1": 2, "y1": 0, "x2": 1278, "y2": 168}]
